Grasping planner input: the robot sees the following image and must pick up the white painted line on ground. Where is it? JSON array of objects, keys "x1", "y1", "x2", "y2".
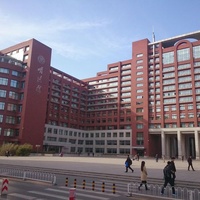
[
  {"x1": 8, "y1": 193, "x2": 37, "y2": 200},
  {"x1": 48, "y1": 187, "x2": 120, "y2": 197},
  {"x1": 29, "y1": 191, "x2": 83, "y2": 200}
]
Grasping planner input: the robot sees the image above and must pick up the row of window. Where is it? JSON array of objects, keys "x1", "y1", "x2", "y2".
[
  {"x1": 0, "y1": 68, "x2": 24, "y2": 77},
  {"x1": 46, "y1": 128, "x2": 131, "y2": 138},
  {"x1": 0, "y1": 114, "x2": 21, "y2": 124},
  {"x1": 149, "y1": 122, "x2": 200, "y2": 129},
  {"x1": 0, "y1": 128, "x2": 19, "y2": 136},
  {"x1": 0, "y1": 78, "x2": 25, "y2": 88},
  {"x1": 46, "y1": 137, "x2": 131, "y2": 145},
  {"x1": 162, "y1": 46, "x2": 200, "y2": 64}
]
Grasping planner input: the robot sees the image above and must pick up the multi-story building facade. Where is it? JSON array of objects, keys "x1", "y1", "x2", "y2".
[{"x1": 0, "y1": 31, "x2": 200, "y2": 159}]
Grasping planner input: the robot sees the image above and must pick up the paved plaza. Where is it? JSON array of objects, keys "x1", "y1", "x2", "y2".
[{"x1": 0, "y1": 155, "x2": 199, "y2": 183}]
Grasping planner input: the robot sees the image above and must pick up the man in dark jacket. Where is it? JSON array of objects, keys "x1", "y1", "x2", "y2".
[
  {"x1": 161, "y1": 161, "x2": 175, "y2": 195},
  {"x1": 170, "y1": 157, "x2": 176, "y2": 185},
  {"x1": 125, "y1": 155, "x2": 134, "y2": 172},
  {"x1": 187, "y1": 156, "x2": 195, "y2": 171}
]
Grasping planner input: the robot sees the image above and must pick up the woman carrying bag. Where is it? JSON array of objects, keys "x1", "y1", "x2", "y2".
[{"x1": 138, "y1": 161, "x2": 149, "y2": 190}]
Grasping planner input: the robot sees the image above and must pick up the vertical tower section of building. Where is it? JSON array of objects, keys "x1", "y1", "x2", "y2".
[
  {"x1": 131, "y1": 39, "x2": 150, "y2": 156},
  {"x1": 1, "y1": 39, "x2": 51, "y2": 149}
]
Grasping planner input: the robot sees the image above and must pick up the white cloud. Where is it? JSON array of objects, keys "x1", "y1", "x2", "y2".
[{"x1": 0, "y1": 9, "x2": 130, "y2": 61}]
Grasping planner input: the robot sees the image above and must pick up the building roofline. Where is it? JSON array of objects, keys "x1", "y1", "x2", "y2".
[{"x1": 149, "y1": 30, "x2": 200, "y2": 48}]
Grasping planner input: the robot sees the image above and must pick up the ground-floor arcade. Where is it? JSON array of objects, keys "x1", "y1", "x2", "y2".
[{"x1": 149, "y1": 128, "x2": 200, "y2": 160}]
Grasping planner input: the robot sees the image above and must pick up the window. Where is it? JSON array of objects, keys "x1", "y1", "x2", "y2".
[
  {"x1": 171, "y1": 106, "x2": 176, "y2": 111},
  {"x1": 163, "y1": 78, "x2": 175, "y2": 84},
  {"x1": 178, "y1": 70, "x2": 191, "y2": 76},
  {"x1": 85, "y1": 140, "x2": 93, "y2": 145},
  {"x1": 136, "y1": 60, "x2": 143, "y2": 64},
  {"x1": 180, "y1": 114, "x2": 185, "y2": 118},
  {"x1": 162, "y1": 52, "x2": 174, "y2": 64},
  {"x1": 137, "y1": 89, "x2": 143, "y2": 93},
  {"x1": 95, "y1": 133, "x2": 99, "y2": 137},
  {"x1": 0, "y1": 115, "x2": 3, "y2": 123},
  {"x1": 137, "y1": 95, "x2": 143, "y2": 99},
  {"x1": 177, "y1": 48, "x2": 190, "y2": 62},
  {"x1": 136, "y1": 108, "x2": 143, "y2": 113},
  {"x1": 136, "y1": 116, "x2": 143, "y2": 120},
  {"x1": 59, "y1": 129, "x2": 63, "y2": 135},
  {"x1": 113, "y1": 132, "x2": 117, "y2": 137},
  {"x1": 136, "y1": 53, "x2": 143, "y2": 57},
  {"x1": 7, "y1": 103, "x2": 17, "y2": 111},
  {"x1": 4, "y1": 129, "x2": 15, "y2": 136},
  {"x1": 136, "y1": 132, "x2": 144, "y2": 145},
  {"x1": 188, "y1": 105, "x2": 193, "y2": 110},
  {"x1": 47, "y1": 128, "x2": 52, "y2": 133},
  {"x1": 10, "y1": 80, "x2": 19, "y2": 88},
  {"x1": 107, "y1": 148, "x2": 117, "y2": 153},
  {"x1": 137, "y1": 66, "x2": 143, "y2": 70},
  {"x1": 179, "y1": 83, "x2": 192, "y2": 89},
  {"x1": 179, "y1": 97, "x2": 193, "y2": 103},
  {"x1": 180, "y1": 123, "x2": 186, "y2": 127},
  {"x1": 136, "y1": 124, "x2": 143, "y2": 129},
  {"x1": 119, "y1": 140, "x2": 130, "y2": 145},
  {"x1": 0, "y1": 68, "x2": 9, "y2": 74},
  {"x1": 126, "y1": 132, "x2": 130, "y2": 137},
  {"x1": 107, "y1": 140, "x2": 117, "y2": 145},
  {"x1": 0, "y1": 78, "x2": 8, "y2": 85},
  {"x1": 180, "y1": 105, "x2": 185, "y2": 110},
  {"x1": 110, "y1": 66, "x2": 118, "y2": 71},
  {"x1": 188, "y1": 113, "x2": 194, "y2": 118},
  {"x1": 107, "y1": 132, "x2": 111, "y2": 137},
  {"x1": 101, "y1": 132, "x2": 105, "y2": 137},
  {"x1": 163, "y1": 72, "x2": 175, "y2": 79},
  {"x1": 178, "y1": 64, "x2": 191, "y2": 70},
  {"x1": 53, "y1": 129, "x2": 58, "y2": 134},
  {"x1": 163, "y1": 66, "x2": 175, "y2": 72},
  {"x1": 137, "y1": 83, "x2": 143, "y2": 87},
  {"x1": 12, "y1": 71, "x2": 20, "y2": 76},
  {"x1": 119, "y1": 132, "x2": 124, "y2": 137},
  {"x1": 0, "y1": 90, "x2": 6, "y2": 98},
  {"x1": 78, "y1": 140, "x2": 84, "y2": 144},
  {"x1": 137, "y1": 77, "x2": 143, "y2": 81},
  {"x1": 193, "y1": 46, "x2": 200, "y2": 59},
  {"x1": 172, "y1": 114, "x2": 177, "y2": 119},
  {"x1": 95, "y1": 140, "x2": 105, "y2": 145},
  {"x1": 0, "y1": 102, "x2": 5, "y2": 110},
  {"x1": 137, "y1": 71, "x2": 143, "y2": 75},
  {"x1": 6, "y1": 116, "x2": 15, "y2": 124}
]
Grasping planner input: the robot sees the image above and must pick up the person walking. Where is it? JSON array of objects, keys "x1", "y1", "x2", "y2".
[
  {"x1": 138, "y1": 161, "x2": 149, "y2": 190},
  {"x1": 187, "y1": 156, "x2": 195, "y2": 171},
  {"x1": 155, "y1": 154, "x2": 159, "y2": 162},
  {"x1": 170, "y1": 157, "x2": 176, "y2": 185},
  {"x1": 125, "y1": 155, "x2": 134, "y2": 172},
  {"x1": 161, "y1": 161, "x2": 176, "y2": 196}
]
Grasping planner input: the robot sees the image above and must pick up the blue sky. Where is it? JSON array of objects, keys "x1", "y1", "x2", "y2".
[{"x1": 1, "y1": 0, "x2": 200, "y2": 79}]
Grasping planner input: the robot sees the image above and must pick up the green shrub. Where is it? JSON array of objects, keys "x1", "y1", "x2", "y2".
[
  {"x1": 0, "y1": 143, "x2": 19, "y2": 156},
  {"x1": 16, "y1": 143, "x2": 33, "y2": 156}
]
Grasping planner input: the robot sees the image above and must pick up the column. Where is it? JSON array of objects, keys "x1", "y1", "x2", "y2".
[
  {"x1": 177, "y1": 131, "x2": 182, "y2": 159},
  {"x1": 195, "y1": 130, "x2": 200, "y2": 160},
  {"x1": 161, "y1": 131, "x2": 166, "y2": 157}
]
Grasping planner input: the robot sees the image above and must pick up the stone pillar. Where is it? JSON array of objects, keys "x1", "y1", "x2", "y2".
[
  {"x1": 177, "y1": 131, "x2": 182, "y2": 159},
  {"x1": 161, "y1": 131, "x2": 166, "y2": 157},
  {"x1": 195, "y1": 130, "x2": 200, "y2": 160}
]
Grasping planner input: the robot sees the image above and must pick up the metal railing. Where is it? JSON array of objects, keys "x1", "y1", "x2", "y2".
[
  {"x1": 128, "y1": 182, "x2": 200, "y2": 200},
  {"x1": 0, "y1": 168, "x2": 56, "y2": 185}
]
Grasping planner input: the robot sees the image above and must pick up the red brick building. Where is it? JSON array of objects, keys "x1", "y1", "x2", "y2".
[{"x1": 1, "y1": 31, "x2": 200, "y2": 159}]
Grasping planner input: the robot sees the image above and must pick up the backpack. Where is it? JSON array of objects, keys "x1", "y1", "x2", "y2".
[{"x1": 163, "y1": 164, "x2": 171, "y2": 178}]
